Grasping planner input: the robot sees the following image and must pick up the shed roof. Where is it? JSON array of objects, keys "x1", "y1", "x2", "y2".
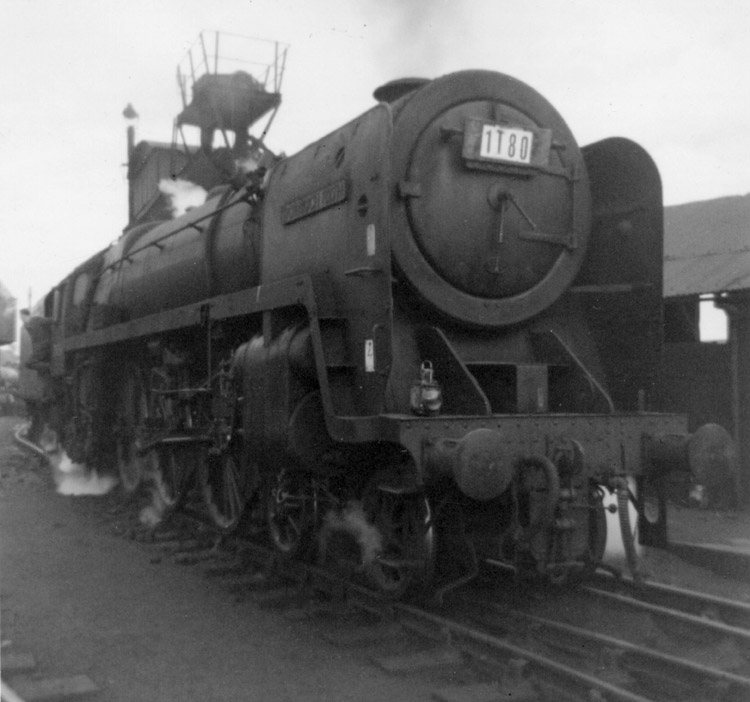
[{"x1": 664, "y1": 193, "x2": 750, "y2": 298}]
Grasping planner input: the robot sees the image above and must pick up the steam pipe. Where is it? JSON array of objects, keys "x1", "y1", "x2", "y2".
[{"x1": 611, "y1": 476, "x2": 640, "y2": 581}]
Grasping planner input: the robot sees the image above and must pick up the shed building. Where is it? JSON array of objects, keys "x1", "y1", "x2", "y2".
[{"x1": 663, "y1": 193, "x2": 750, "y2": 505}]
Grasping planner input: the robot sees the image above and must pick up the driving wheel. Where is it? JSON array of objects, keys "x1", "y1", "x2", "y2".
[
  {"x1": 153, "y1": 445, "x2": 198, "y2": 509},
  {"x1": 115, "y1": 368, "x2": 147, "y2": 493},
  {"x1": 200, "y1": 449, "x2": 245, "y2": 532}
]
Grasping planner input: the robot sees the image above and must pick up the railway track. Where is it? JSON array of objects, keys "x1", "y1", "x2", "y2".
[
  {"x1": 13, "y1": 429, "x2": 750, "y2": 701},
  {"x1": 99, "y1": 503, "x2": 750, "y2": 701},
  {"x1": 586, "y1": 574, "x2": 750, "y2": 631},
  {"x1": 446, "y1": 587, "x2": 750, "y2": 701}
]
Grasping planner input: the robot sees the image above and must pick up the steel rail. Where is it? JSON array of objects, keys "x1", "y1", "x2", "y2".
[
  {"x1": 226, "y1": 542, "x2": 686, "y2": 702},
  {"x1": 503, "y1": 606, "x2": 750, "y2": 695},
  {"x1": 587, "y1": 575, "x2": 750, "y2": 630},
  {"x1": 392, "y1": 603, "x2": 655, "y2": 702},
  {"x1": 580, "y1": 585, "x2": 750, "y2": 647}
]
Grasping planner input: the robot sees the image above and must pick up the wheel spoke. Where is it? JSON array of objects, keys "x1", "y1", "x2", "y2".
[
  {"x1": 286, "y1": 515, "x2": 301, "y2": 536},
  {"x1": 153, "y1": 447, "x2": 196, "y2": 509},
  {"x1": 116, "y1": 369, "x2": 146, "y2": 493},
  {"x1": 267, "y1": 470, "x2": 314, "y2": 559},
  {"x1": 224, "y1": 462, "x2": 240, "y2": 514}
]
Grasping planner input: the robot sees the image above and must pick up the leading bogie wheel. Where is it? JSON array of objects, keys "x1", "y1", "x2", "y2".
[
  {"x1": 267, "y1": 470, "x2": 316, "y2": 559},
  {"x1": 200, "y1": 450, "x2": 245, "y2": 532},
  {"x1": 362, "y1": 479, "x2": 435, "y2": 600},
  {"x1": 547, "y1": 487, "x2": 608, "y2": 587}
]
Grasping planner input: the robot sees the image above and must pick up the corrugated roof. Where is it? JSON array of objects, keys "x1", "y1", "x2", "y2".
[{"x1": 664, "y1": 193, "x2": 750, "y2": 297}]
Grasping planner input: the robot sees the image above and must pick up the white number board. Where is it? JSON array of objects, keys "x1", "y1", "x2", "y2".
[{"x1": 479, "y1": 124, "x2": 534, "y2": 165}]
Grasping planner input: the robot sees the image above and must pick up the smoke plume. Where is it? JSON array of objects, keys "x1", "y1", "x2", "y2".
[
  {"x1": 138, "y1": 454, "x2": 170, "y2": 527},
  {"x1": 158, "y1": 178, "x2": 207, "y2": 218},
  {"x1": 139, "y1": 486, "x2": 167, "y2": 527},
  {"x1": 236, "y1": 154, "x2": 260, "y2": 174}
]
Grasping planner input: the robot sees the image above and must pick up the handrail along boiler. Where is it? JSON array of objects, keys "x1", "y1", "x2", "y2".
[{"x1": 20, "y1": 36, "x2": 732, "y2": 598}]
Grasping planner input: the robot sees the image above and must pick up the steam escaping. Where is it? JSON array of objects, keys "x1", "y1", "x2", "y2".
[
  {"x1": 48, "y1": 442, "x2": 169, "y2": 524},
  {"x1": 139, "y1": 486, "x2": 167, "y2": 527},
  {"x1": 38, "y1": 426, "x2": 60, "y2": 454},
  {"x1": 236, "y1": 154, "x2": 260, "y2": 174},
  {"x1": 48, "y1": 450, "x2": 117, "y2": 496},
  {"x1": 29, "y1": 424, "x2": 170, "y2": 518},
  {"x1": 318, "y1": 501, "x2": 383, "y2": 568},
  {"x1": 139, "y1": 456, "x2": 169, "y2": 528},
  {"x1": 158, "y1": 178, "x2": 207, "y2": 217}
]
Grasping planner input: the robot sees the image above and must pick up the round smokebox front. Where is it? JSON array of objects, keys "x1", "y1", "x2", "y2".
[{"x1": 391, "y1": 71, "x2": 592, "y2": 327}]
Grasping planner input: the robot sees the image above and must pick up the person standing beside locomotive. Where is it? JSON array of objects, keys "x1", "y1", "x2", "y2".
[
  {"x1": 20, "y1": 308, "x2": 53, "y2": 370},
  {"x1": 19, "y1": 308, "x2": 55, "y2": 443}
]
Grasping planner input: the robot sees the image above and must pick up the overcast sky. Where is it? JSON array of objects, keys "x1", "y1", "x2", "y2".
[{"x1": 1, "y1": 0, "x2": 748, "y2": 305}]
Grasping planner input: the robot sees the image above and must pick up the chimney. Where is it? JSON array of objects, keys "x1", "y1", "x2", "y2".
[{"x1": 123, "y1": 104, "x2": 139, "y2": 223}]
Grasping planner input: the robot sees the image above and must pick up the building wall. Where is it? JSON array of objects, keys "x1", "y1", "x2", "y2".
[
  {"x1": 656, "y1": 342, "x2": 734, "y2": 503},
  {"x1": 657, "y1": 342, "x2": 732, "y2": 433}
]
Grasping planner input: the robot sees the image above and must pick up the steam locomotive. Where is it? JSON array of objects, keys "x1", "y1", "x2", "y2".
[{"x1": 20, "y1": 40, "x2": 730, "y2": 598}]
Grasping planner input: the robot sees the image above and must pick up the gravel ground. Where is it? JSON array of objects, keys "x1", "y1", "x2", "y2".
[
  {"x1": 600, "y1": 488, "x2": 750, "y2": 602},
  {"x1": 643, "y1": 503, "x2": 750, "y2": 602},
  {"x1": 2, "y1": 414, "x2": 749, "y2": 701},
  {"x1": 0, "y1": 417, "x2": 430, "y2": 702}
]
